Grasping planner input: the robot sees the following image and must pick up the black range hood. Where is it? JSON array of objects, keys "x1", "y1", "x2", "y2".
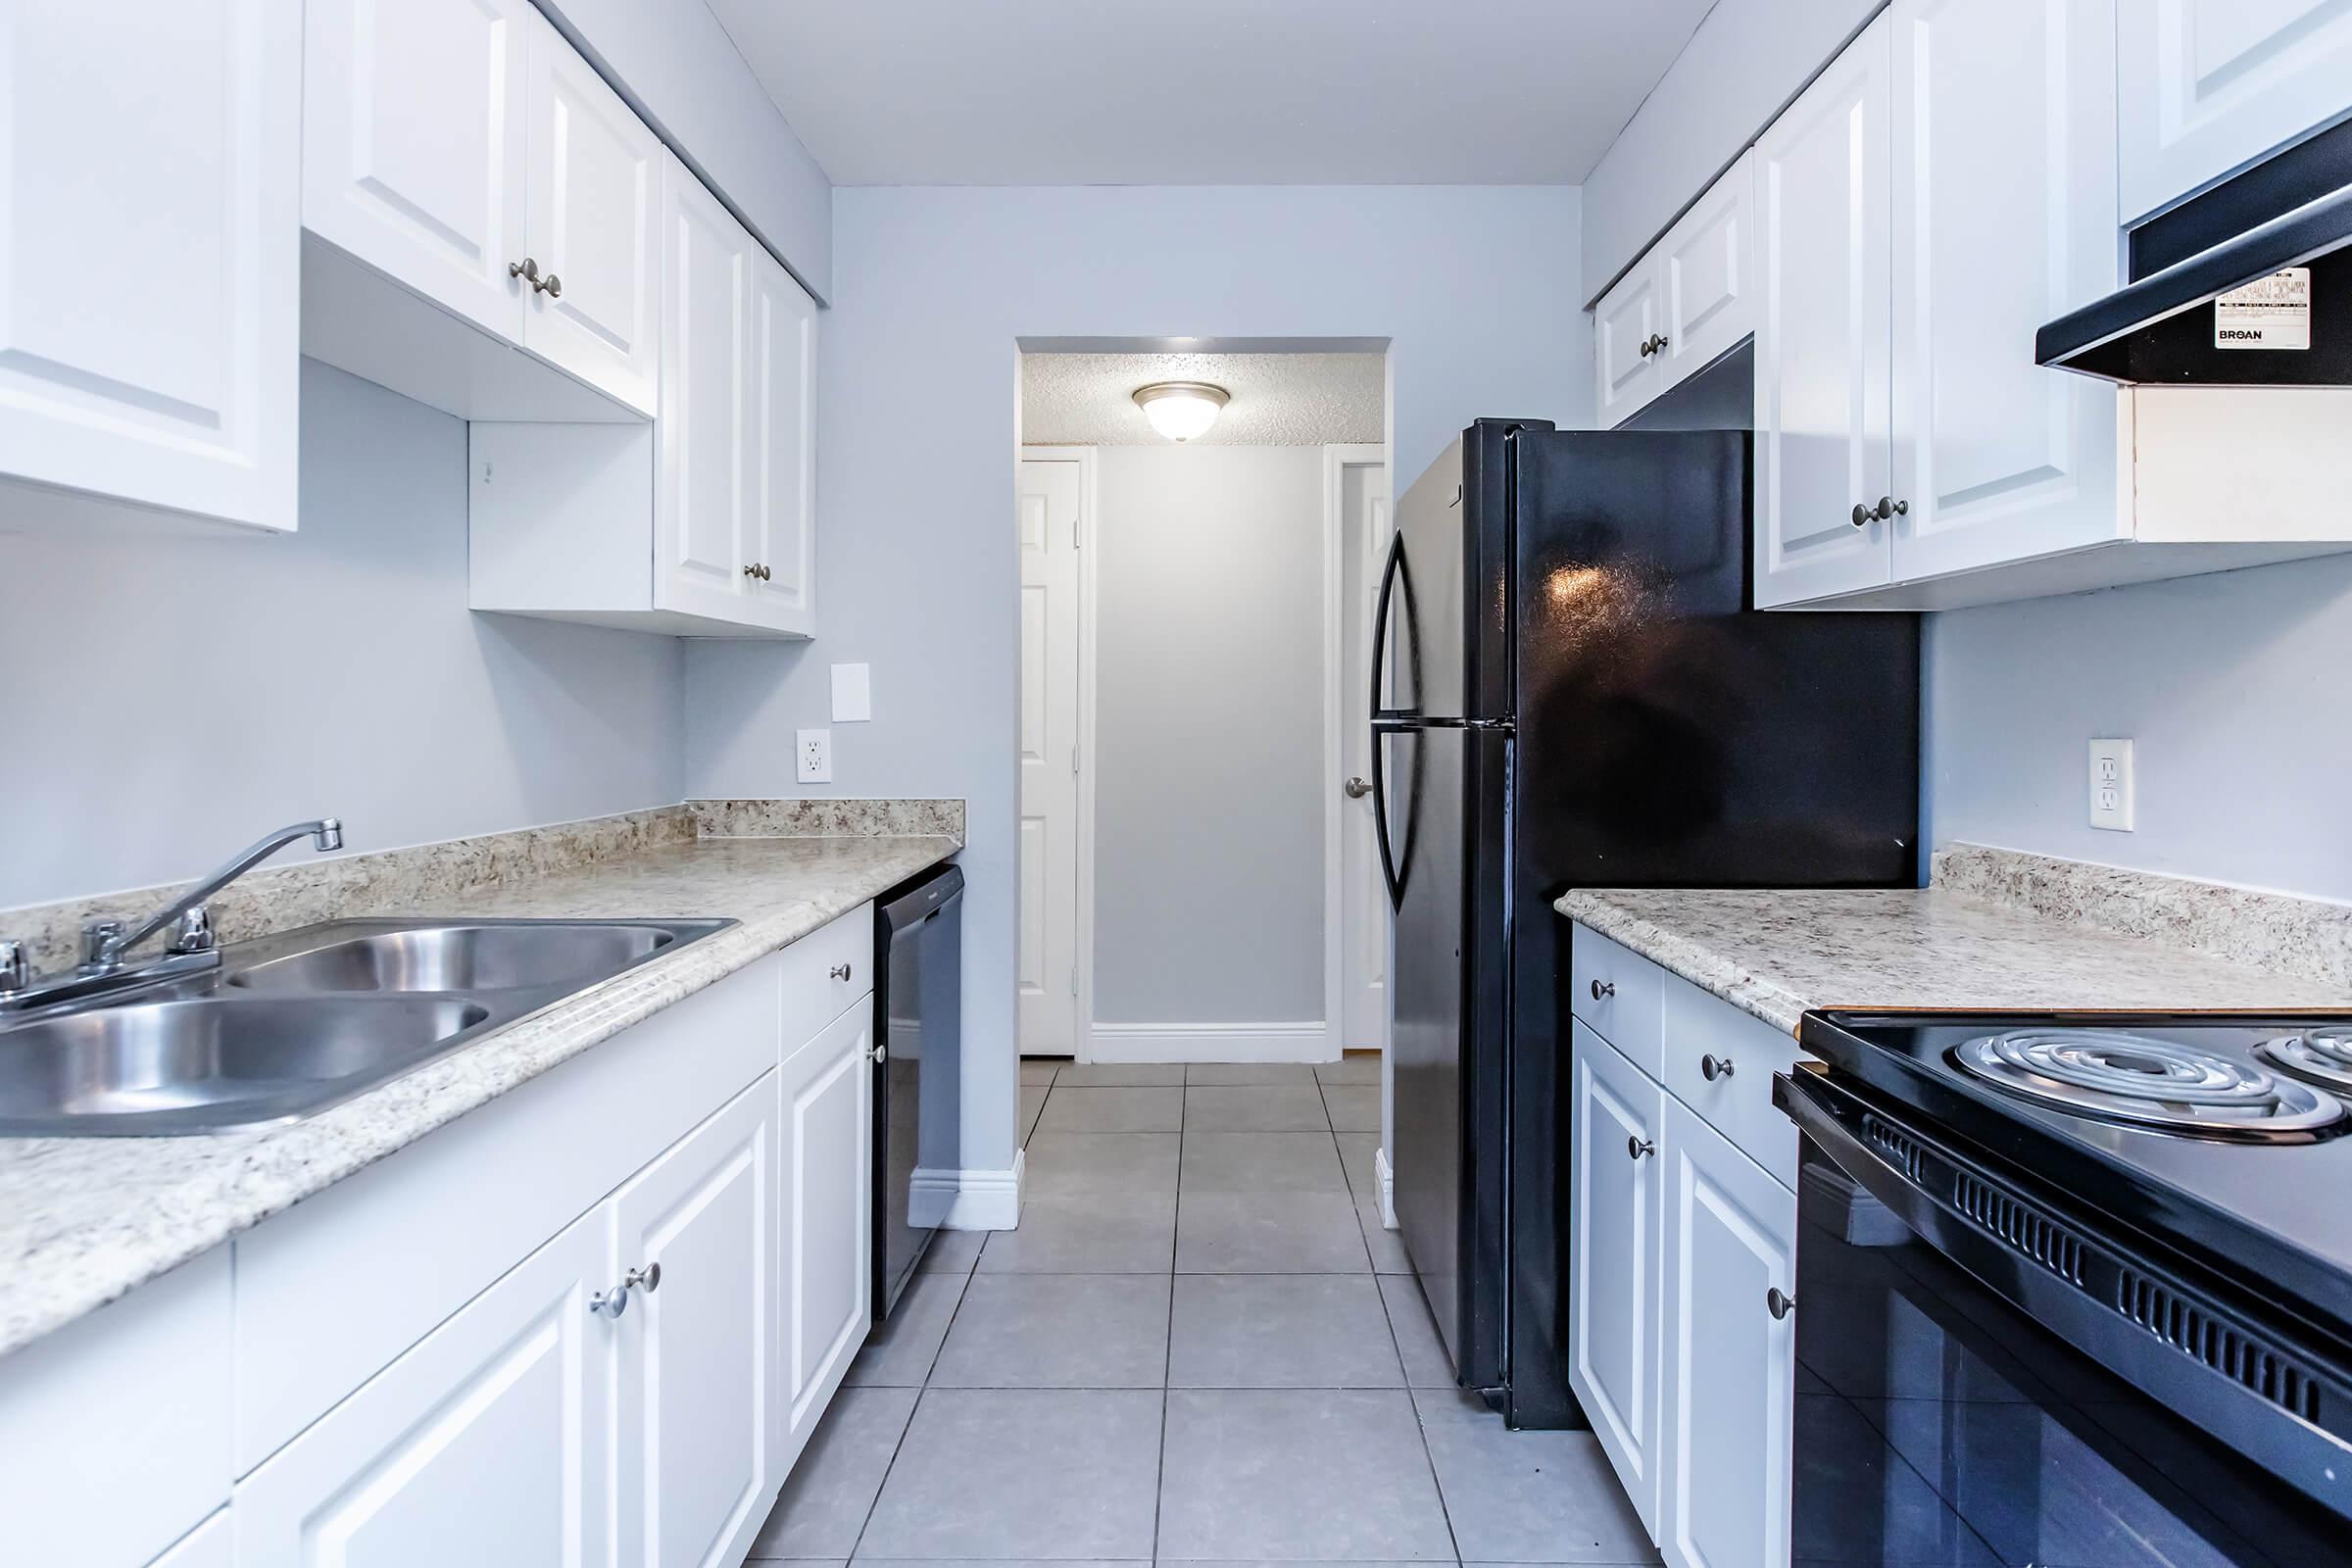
[{"x1": 2038, "y1": 117, "x2": 2352, "y2": 385}]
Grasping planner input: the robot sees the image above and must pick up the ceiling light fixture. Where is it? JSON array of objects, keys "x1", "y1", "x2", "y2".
[{"x1": 1131, "y1": 381, "x2": 1230, "y2": 442}]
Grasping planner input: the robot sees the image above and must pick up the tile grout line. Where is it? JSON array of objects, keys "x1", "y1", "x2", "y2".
[{"x1": 1150, "y1": 1065, "x2": 1188, "y2": 1560}]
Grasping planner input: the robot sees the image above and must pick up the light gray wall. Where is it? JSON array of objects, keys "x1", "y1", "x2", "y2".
[
  {"x1": 541, "y1": 0, "x2": 832, "y2": 299},
  {"x1": 0, "y1": 361, "x2": 684, "y2": 908},
  {"x1": 683, "y1": 183, "x2": 1586, "y2": 1175},
  {"x1": 1092, "y1": 445, "x2": 1327, "y2": 1024},
  {"x1": 1926, "y1": 557, "x2": 2352, "y2": 904},
  {"x1": 1580, "y1": 0, "x2": 1881, "y2": 301}
]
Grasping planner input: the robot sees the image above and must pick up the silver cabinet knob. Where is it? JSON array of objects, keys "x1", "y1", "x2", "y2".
[
  {"x1": 589, "y1": 1284, "x2": 628, "y2": 1318},
  {"x1": 1875, "y1": 496, "x2": 1909, "y2": 520},
  {"x1": 542, "y1": 272, "x2": 562, "y2": 298},
  {"x1": 743, "y1": 564, "x2": 760, "y2": 577},
  {"x1": 1767, "y1": 1287, "x2": 1795, "y2": 1320},
  {"x1": 830, "y1": 962, "x2": 853, "y2": 982},
  {"x1": 1344, "y1": 777, "x2": 1372, "y2": 799},
  {"x1": 508, "y1": 258, "x2": 562, "y2": 297},
  {"x1": 1590, "y1": 979, "x2": 1615, "y2": 1001},
  {"x1": 1851, "y1": 503, "x2": 1873, "y2": 528},
  {"x1": 1700, "y1": 1054, "x2": 1735, "y2": 1082},
  {"x1": 0, "y1": 939, "x2": 27, "y2": 997},
  {"x1": 868, "y1": 1043, "x2": 888, "y2": 1064},
  {"x1": 1628, "y1": 1136, "x2": 1655, "y2": 1160},
  {"x1": 624, "y1": 1261, "x2": 662, "y2": 1295}
]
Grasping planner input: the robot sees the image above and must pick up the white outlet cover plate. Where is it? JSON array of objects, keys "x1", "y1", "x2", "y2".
[
  {"x1": 831, "y1": 662, "x2": 871, "y2": 722},
  {"x1": 797, "y1": 728, "x2": 833, "y2": 784},
  {"x1": 2088, "y1": 738, "x2": 2134, "y2": 831}
]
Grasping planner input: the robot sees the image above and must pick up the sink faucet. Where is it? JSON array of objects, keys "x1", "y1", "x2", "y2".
[{"x1": 79, "y1": 818, "x2": 344, "y2": 977}]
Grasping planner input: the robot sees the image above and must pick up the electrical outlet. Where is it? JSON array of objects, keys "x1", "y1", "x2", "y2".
[
  {"x1": 2088, "y1": 738, "x2": 2134, "y2": 831},
  {"x1": 797, "y1": 728, "x2": 833, "y2": 784}
]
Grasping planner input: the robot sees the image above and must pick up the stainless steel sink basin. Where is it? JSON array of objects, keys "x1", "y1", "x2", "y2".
[
  {"x1": 0, "y1": 916, "x2": 731, "y2": 1137},
  {"x1": 226, "y1": 920, "x2": 700, "y2": 995},
  {"x1": 0, "y1": 995, "x2": 491, "y2": 1136}
]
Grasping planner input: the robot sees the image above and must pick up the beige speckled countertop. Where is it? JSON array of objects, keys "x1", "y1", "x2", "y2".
[
  {"x1": 1558, "y1": 881, "x2": 2352, "y2": 1038},
  {"x1": 0, "y1": 833, "x2": 956, "y2": 1359}
]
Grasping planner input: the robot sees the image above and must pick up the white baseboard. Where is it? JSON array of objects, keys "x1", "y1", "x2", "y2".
[
  {"x1": 1375, "y1": 1146, "x2": 1397, "y2": 1229},
  {"x1": 1086, "y1": 1021, "x2": 1335, "y2": 1064},
  {"x1": 909, "y1": 1151, "x2": 1023, "y2": 1231}
]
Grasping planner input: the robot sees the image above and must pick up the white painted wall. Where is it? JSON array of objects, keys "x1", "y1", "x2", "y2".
[
  {"x1": 1580, "y1": 0, "x2": 1880, "y2": 302},
  {"x1": 1092, "y1": 445, "x2": 1326, "y2": 1025},
  {"x1": 540, "y1": 0, "x2": 832, "y2": 299},
  {"x1": 0, "y1": 362, "x2": 684, "y2": 908},
  {"x1": 1926, "y1": 557, "x2": 2352, "y2": 905},
  {"x1": 683, "y1": 183, "x2": 1586, "y2": 1177}
]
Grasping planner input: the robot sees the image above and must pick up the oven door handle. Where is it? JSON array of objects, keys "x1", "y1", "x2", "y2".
[{"x1": 1772, "y1": 1068, "x2": 1948, "y2": 1239}]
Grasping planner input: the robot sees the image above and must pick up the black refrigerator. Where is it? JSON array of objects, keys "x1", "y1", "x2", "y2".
[{"x1": 1374, "y1": 405, "x2": 1919, "y2": 1429}]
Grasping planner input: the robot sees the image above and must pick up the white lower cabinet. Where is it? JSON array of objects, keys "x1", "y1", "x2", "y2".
[
  {"x1": 1658, "y1": 1099, "x2": 1796, "y2": 1568},
  {"x1": 236, "y1": 1204, "x2": 616, "y2": 1566},
  {"x1": 614, "y1": 1075, "x2": 782, "y2": 1568},
  {"x1": 778, "y1": 1001, "x2": 876, "y2": 1466},
  {"x1": 1569, "y1": 1022, "x2": 1665, "y2": 1535},
  {"x1": 1569, "y1": 923, "x2": 1798, "y2": 1568}
]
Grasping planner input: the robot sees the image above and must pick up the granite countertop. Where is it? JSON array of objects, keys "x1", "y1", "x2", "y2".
[
  {"x1": 0, "y1": 833, "x2": 956, "y2": 1359},
  {"x1": 1558, "y1": 882, "x2": 2352, "y2": 1038}
]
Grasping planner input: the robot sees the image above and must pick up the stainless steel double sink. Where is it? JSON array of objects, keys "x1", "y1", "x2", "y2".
[{"x1": 0, "y1": 918, "x2": 731, "y2": 1138}]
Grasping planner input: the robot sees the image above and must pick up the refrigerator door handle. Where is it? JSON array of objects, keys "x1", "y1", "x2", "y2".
[
  {"x1": 1369, "y1": 721, "x2": 1421, "y2": 911},
  {"x1": 1369, "y1": 529, "x2": 1420, "y2": 723}
]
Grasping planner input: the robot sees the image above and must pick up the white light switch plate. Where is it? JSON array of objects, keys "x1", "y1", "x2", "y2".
[
  {"x1": 797, "y1": 728, "x2": 833, "y2": 784},
  {"x1": 830, "y1": 662, "x2": 871, "y2": 722},
  {"x1": 2088, "y1": 738, "x2": 2134, "y2": 831}
]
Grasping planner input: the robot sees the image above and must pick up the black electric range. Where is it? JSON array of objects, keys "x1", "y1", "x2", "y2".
[{"x1": 1777, "y1": 1010, "x2": 2352, "y2": 1567}]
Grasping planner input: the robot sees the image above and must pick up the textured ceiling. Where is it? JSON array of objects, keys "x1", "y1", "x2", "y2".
[
  {"x1": 1020, "y1": 353, "x2": 1384, "y2": 447},
  {"x1": 708, "y1": 0, "x2": 1714, "y2": 185}
]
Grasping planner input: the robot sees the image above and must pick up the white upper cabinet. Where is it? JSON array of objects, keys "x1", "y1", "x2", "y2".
[
  {"x1": 1593, "y1": 266, "x2": 1663, "y2": 427},
  {"x1": 1569, "y1": 1022, "x2": 1664, "y2": 1536},
  {"x1": 2119, "y1": 0, "x2": 2352, "y2": 220},
  {"x1": 1654, "y1": 152, "x2": 1758, "y2": 394},
  {"x1": 521, "y1": 13, "x2": 662, "y2": 413},
  {"x1": 303, "y1": 0, "x2": 532, "y2": 342},
  {"x1": 745, "y1": 242, "x2": 820, "y2": 628},
  {"x1": 1754, "y1": 15, "x2": 1894, "y2": 607},
  {"x1": 0, "y1": 0, "x2": 299, "y2": 533},
  {"x1": 659, "y1": 162, "x2": 759, "y2": 625},
  {"x1": 1887, "y1": 0, "x2": 2123, "y2": 585}
]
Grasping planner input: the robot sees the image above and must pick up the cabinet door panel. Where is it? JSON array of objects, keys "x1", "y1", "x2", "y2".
[
  {"x1": 1569, "y1": 1021, "x2": 1663, "y2": 1534},
  {"x1": 1755, "y1": 15, "x2": 1894, "y2": 607},
  {"x1": 1594, "y1": 265, "x2": 1663, "y2": 427},
  {"x1": 1890, "y1": 0, "x2": 2123, "y2": 586},
  {"x1": 303, "y1": 0, "x2": 529, "y2": 339},
  {"x1": 744, "y1": 247, "x2": 818, "y2": 633},
  {"x1": 2119, "y1": 0, "x2": 2352, "y2": 220},
  {"x1": 236, "y1": 1209, "x2": 612, "y2": 1568},
  {"x1": 1658, "y1": 152, "x2": 1757, "y2": 391},
  {"x1": 0, "y1": 0, "x2": 298, "y2": 531},
  {"x1": 779, "y1": 1003, "x2": 874, "y2": 1467},
  {"x1": 522, "y1": 13, "x2": 659, "y2": 414},
  {"x1": 657, "y1": 157, "x2": 755, "y2": 624},
  {"x1": 1660, "y1": 1100, "x2": 1795, "y2": 1568},
  {"x1": 613, "y1": 1073, "x2": 778, "y2": 1568}
]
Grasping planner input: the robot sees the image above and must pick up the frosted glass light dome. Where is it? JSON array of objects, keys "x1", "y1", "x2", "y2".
[{"x1": 1131, "y1": 381, "x2": 1230, "y2": 442}]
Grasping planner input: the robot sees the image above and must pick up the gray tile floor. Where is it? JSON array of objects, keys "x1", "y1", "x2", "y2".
[{"x1": 750, "y1": 1054, "x2": 1657, "y2": 1565}]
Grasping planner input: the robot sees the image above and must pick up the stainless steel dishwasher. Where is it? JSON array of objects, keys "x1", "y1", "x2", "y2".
[{"x1": 873, "y1": 862, "x2": 961, "y2": 1317}]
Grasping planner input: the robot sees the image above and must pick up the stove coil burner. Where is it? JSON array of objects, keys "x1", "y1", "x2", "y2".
[
  {"x1": 1951, "y1": 1029, "x2": 2343, "y2": 1136},
  {"x1": 2255, "y1": 1025, "x2": 2352, "y2": 1092}
]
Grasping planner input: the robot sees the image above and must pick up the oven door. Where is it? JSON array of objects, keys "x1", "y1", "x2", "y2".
[{"x1": 1775, "y1": 1066, "x2": 2352, "y2": 1567}]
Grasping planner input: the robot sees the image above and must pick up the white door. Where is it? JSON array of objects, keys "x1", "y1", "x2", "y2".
[
  {"x1": 1888, "y1": 0, "x2": 2125, "y2": 587},
  {"x1": 1656, "y1": 152, "x2": 1758, "y2": 392},
  {"x1": 657, "y1": 156, "x2": 755, "y2": 625},
  {"x1": 2118, "y1": 0, "x2": 2352, "y2": 220},
  {"x1": 1568, "y1": 1022, "x2": 1665, "y2": 1535},
  {"x1": 1337, "y1": 449, "x2": 1392, "y2": 1054},
  {"x1": 613, "y1": 1073, "x2": 779, "y2": 1568},
  {"x1": 1593, "y1": 263, "x2": 1664, "y2": 427},
  {"x1": 1658, "y1": 1099, "x2": 1796, "y2": 1568},
  {"x1": 777, "y1": 1004, "x2": 874, "y2": 1469},
  {"x1": 743, "y1": 244, "x2": 819, "y2": 634},
  {"x1": 1016, "y1": 454, "x2": 1085, "y2": 1058},
  {"x1": 0, "y1": 0, "x2": 299, "y2": 533},
  {"x1": 302, "y1": 0, "x2": 531, "y2": 342},
  {"x1": 236, "y1": 1207, "x2": 613, "y2": 1566},
  {"x1": 1755, "y1": 13, "x2": 1895, "y2": 608},
  {"x1": 521, "y1": 10, "x2": 660, "y2": 415}
]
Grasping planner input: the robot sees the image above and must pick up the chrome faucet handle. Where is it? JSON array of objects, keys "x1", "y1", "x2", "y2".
[
  {"x1": 0, "y1": 940, "x2": 27, "y2": 997},
  {"x1": 79, "y1": 920, "x2": 126, "y2": 976},
  {"x1": 168, "y1": 906, "x2": 217, "y2": 956}
]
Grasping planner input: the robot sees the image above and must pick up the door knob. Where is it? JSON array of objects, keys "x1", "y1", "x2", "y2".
[
  {"x1": 1345, "y1": 777, "x2": 1373, "y2": 799},
  {"x1": 1628, "y1": 1136, "x2": 1655, "y2": 1160}
]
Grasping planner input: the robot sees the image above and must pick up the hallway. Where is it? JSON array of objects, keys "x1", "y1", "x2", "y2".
[{"x1": 747, "y1": 1056, "x2": 1656, "y2": 1564}]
